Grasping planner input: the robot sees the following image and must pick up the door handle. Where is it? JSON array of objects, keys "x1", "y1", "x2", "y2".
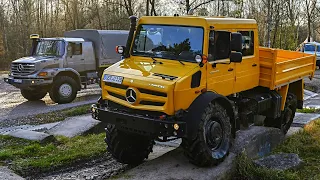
[
  {"x1": 228, "y1": 68, "x2": 234, "y2": 72},
  {"x1": 81, "y1": 59, "x2": 85, "y2": 61},
  {"x1": 252, "y1": 63, "x2": 257, "y2": 67}
]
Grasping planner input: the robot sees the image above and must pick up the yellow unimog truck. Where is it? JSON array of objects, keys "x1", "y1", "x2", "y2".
[{"x1": 91, "y1": 15, "x2": 316, "y2": 166}]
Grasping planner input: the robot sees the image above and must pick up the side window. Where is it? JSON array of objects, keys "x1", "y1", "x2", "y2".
[
  {"x1": 69, "y1": 42, "x2": 82, "y2": 55},
  {"x1": 239, "y1": 31, "x2": 254, "y2": 56},
  {"x1": 208, "y1": 31, "x2": 231, "y2": 61}
]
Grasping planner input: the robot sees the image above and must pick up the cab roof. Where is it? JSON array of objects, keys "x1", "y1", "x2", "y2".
[
  {"x1": 304, "y1": 42, "x2": 320, "y2": 46},
  {"x1": 138, "y1": 16, "x2": 257, "y2": 28},
  {"x1": 39, "y1": 37, "x2": 85, "y2": 42}
]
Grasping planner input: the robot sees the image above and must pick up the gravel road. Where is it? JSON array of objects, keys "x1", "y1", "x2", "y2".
[
  {"x1": 37, "y1": 144, "x2": 178, "y2": 180},
  {"x1": 36, "y1": 154, "x2": 128, "y2": 180},
  {"x1": 0, "y1": 73, "x2": 100, "y2": 126}
]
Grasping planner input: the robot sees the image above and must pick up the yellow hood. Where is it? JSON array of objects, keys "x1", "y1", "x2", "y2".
[{"x1": 106, "y1": 57, "x2": 198, "y2": 82}]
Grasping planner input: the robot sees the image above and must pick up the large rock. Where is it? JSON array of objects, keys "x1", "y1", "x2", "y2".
[
  {"x1": 122, "y1": 148, "x2": 237, "y2": 180},
  {"x1": 119, "y1": 126, "x2": 284, "y2": 180},
  {"x1": 286, "y1": 127, "x2": 302, "y2": 137},
  {"x1": 7, "y1": 129, "x2": 55, "y2": 144},
  {"x1": 231, "y1": 126, "x2": 284, "y2": 158},
  {"x1": 47, "y1": 115, "x2": 103, "y2": 138},
  {"x1": 0, "y1": 166, "x2": 24, "y2": 180},
  {"x1": 254, "y1": 153, "x2": 303, "y2": 171},
  {"x1": 293, "y1": 113, "x2": 320, "y2": 127}
]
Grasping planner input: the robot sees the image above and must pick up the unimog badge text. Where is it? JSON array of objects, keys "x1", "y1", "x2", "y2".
[{"x1": 149, "y1": 84, "x2": 165, "y2": 89}]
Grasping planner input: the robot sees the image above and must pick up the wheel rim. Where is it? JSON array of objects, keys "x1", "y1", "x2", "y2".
[
  {"x1": 59, "y1": 83, "x2": 72, "y2": 98},
  {"x1": 205, "y1": 120, "x2": 223, "y2": 150}
]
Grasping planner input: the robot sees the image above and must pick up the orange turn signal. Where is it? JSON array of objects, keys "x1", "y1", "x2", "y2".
[
  {"x1": 116, "y1": 46, "x2": 124, "y2": 54},
  {"x1": 38, "y1": 72, "x2": 48, "y2": 77},
  {"x1": 202, "y1": 55, "x2": 208, "y2": 64}
]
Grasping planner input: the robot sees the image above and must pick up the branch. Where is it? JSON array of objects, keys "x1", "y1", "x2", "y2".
[{"x1": 192, "y1": 0, "x2": 215, "y2": 11}]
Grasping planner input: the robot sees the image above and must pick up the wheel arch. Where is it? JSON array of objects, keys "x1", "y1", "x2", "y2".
[
  {"x1": 54, "y1": 69, "x2": 81, "y2": 91},
  {"x1": 185, "y1": 91, "x2": 236, "y2": 140}
]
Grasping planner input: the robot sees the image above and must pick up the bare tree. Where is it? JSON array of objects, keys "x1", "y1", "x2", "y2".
[{"x1": 305, "y1": 0, "x2": 316, "y2": 42}]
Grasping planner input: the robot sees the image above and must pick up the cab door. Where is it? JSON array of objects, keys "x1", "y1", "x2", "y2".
[
  {"x1": 234, "y1": 30, "x2": 259, "y2": 92},
  {"x1": 207, "y1": 30, "x2": 235, "y2": 96},
  {"x1": 66, "y1": 42, "x2": 85, "y2": 72}
]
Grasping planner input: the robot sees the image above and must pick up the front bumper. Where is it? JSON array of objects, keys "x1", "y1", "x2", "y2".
[
  {"x1": 91, "y1": 103, "x2": 186, "y2": 137},
  {"x1": 4, "y1": 76, "x2": 53, "y2": 89}
]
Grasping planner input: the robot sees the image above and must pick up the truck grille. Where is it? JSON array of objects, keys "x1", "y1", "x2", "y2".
[
  {"x1": 105, "y1": 82, "x2": 167, "y2": 107},
  {"x1": 11, "y1": 63, "x2": 36, "y2": 76}
]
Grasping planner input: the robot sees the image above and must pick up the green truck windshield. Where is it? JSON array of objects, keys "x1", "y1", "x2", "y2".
[{"x1": 132, "y1": 24, "x2": 204, "y2": 62}]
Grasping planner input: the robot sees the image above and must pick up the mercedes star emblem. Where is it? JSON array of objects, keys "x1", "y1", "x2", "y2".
[
  {"x1": 126, "y1": 88, "x2": 137, "y2": 104},
  {"x1": 17, "y1": 64, "x2": 24, "y2": 72}
]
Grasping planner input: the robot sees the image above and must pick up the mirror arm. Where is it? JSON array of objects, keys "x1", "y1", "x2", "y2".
[
  {"x1": 214, "y1": 59, "x2": 230, "y2": 64},
  {"x1": 211, "y1": 59, "x2": 231, "y2": 67}
]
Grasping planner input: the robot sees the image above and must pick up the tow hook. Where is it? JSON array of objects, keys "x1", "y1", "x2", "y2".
[{"x1": 91, "y1": 104, "x2": 99, "y2": 120}]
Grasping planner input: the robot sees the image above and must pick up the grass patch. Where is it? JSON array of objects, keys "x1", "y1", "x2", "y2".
[
  {"x1": 296, "y1": 108, "x2": 320, "y2": 113},
  {"x1": 0, "y1": 135, "x2": 33, "y2": 150},
  {"x1": 234, "y1": 153, "x2": 298, "y2": 180},
  {"x1": 0, "y1": 133, "x2": 106, "y2": 176},
  {"x1": 235, "y1": 119, "x2": 320, "y2": 179},
  {"x1": 33, "y1": 104, "x2": 91, "y2": 125}
]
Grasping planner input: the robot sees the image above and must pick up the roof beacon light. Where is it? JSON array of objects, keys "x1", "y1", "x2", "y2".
[{"x1": 30, "y1": 34, "x2": 40, "y2": 39}]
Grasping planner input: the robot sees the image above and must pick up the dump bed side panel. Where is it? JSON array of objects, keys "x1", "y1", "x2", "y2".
[
  {"x1": 259, "y1": 47, "x2": 316, "y2": 90},
  {"x1": 259, "y1": 47, "x2": 276, "y2": 89}
]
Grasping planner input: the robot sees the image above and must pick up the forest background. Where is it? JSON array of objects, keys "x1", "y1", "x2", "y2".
[{"x1": 0, "y1": 0, "x2": 318, "y2": 70}]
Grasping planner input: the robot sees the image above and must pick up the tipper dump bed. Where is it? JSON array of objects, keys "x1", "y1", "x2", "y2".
[{"x1": 259, "y1": 47, "x2": 316, "y2": 90}]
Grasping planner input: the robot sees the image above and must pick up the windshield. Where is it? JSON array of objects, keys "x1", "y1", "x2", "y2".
[
  {"x1": 132, "y1": 24, "x2": 204, "y2": 62},
  {"x1": 304, "y1": 44, "x2": 316, "y2": 52},
  {"x1": 34, "y1": 40, "x2": 65, "y2": 57}
]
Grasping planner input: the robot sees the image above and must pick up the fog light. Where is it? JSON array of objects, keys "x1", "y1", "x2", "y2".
[
  {"x1": 31, "y1": 80, "x2": 35, "y2": 84},
  {"x1": 173, "y1": 124, "x2": 179, "y2": 130}
]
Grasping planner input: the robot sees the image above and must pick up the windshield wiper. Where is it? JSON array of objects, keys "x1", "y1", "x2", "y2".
[
  {"x1": 178, "y1": 60, "x2": 185, "y2": 65},
  {"x1": 150, "y1": 53, "x2": 163, "y2": 64},
  {"x1": 152, "y1": 57, "x2": 163, "y2": 64}
]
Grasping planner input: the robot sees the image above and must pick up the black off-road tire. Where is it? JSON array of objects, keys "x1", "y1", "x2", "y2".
[
  {"x1": 49, "y1": 76, "x2": 78, "y2": 104},
  {"x1": 105, "y1": 124, "x2": 155, "y2": 165},
  {"x1": 265, "y1": 93, "x2": 297, "y2": 134},
  {"x1": 21, "y1": 89, "x2": 47, "y2": 101},
  {"x1": 181, "y1": 102, "x2": 232, "y2": 167}
]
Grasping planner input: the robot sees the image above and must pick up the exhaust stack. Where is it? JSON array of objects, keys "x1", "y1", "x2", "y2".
[{"x1": 124, "y1": 16, "x2": 137, "y2": 58}]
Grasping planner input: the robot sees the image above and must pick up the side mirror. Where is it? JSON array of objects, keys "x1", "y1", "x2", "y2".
[
  {"x1": 231, "y1": 33, "x2": 242, "y2": 52},
  {"x1": 195, "y1": 55, "x2": 207, "y2": 67},
  {"x1": 116, "y1": 45, "x2": 125, "y2": 55},
  {"x1": 230, "y1": 52, "x2": 242, "y2": 63}
]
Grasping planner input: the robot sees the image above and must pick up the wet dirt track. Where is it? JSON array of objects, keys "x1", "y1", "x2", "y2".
[{"x1": 0, "y1": 73, "x2": 100, "y2": 126}]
